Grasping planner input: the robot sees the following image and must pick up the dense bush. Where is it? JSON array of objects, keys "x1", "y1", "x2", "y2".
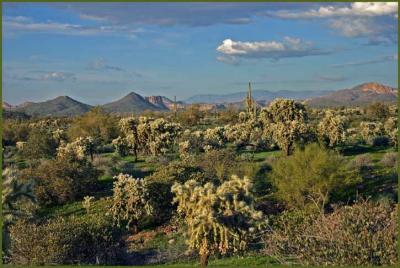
[
  {"x1": 20, "y1": 157, "x2": 99, "y2": 206},
  {"x1": 270, "y1": 143, "x2": 360, "y2": 210},
  {"x1": 22, "y1": 128, "x2": 58, "y2": 160},
  {"x1": 263, "y1": 201, "x2": 397, "y2": 266},
  {"x1": 68, "y1": 107, "x2": 119, "y2": 144},
  {"x1": 8, "y1": 216, "x2": 124, "y2": 265}
]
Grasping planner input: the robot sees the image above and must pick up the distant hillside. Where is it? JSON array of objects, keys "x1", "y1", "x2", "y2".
[
  {"x1": 102, "y1": 92, "x2": 163, "y2": 113},
  {"x1": 145, "y1": 96, "x2": 169, "y2": 110},
  {"x1": 3, "y1": 102, "x2": 14, "y2": 110},
  {"x1": 14, "y1": 96, "x2": 92, "y2": 117},
  {"x1": 185, "y1": 89, "x2": 333, "y2": 104},
  {"x1": 3, "y1": 110, "x2": 31, "y2": 120},
  {"x1": 306, "y1": 82, "x2": 398, "y2": 107}
]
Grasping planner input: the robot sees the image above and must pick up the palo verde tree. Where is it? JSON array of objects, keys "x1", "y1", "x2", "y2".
[
  {"x1": 171, "y1": 175, "x2": 263, "y2": 266},
  {"x1": 270, "y1": 143, "x2": 361, "y2": 211},
  {"x1": 260, "y1": 99, "x2": 309, "y2": 155}
]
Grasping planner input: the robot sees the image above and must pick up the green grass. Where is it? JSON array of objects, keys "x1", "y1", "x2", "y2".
[
  {"x1": 252, "y1": 150, "x2": 281, "y2": 162},
  {"x1": 37, "y1": 196, "x2": 112, "y2": 220},
  {"x1": 145, "y1": 255, "x2": 278, "y2": 267}
]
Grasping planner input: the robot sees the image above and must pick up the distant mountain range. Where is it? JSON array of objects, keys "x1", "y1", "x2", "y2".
[
  {"x1": 185, "y1": 89, "x2": 334, "y2": 104},
  {"x1": 10, "y1": 96, "x2": 93, "y2": 117},
  {"x1": 3, "y1": 82, "x2": 397, "y2": 117},
  {"x1": 306, "y1": 82, "x2": 398, "y2": 107}
]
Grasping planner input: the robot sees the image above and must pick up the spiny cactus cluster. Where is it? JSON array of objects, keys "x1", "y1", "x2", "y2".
[
  {"x1": 318, "y1": 110, "x2": 348, "y2": 147},
  {"x1": 171, "y1": 175, "x2": 263, "y2": 266},
  {"x1": 56, "y1": 136, "x2": 95, "y2": 161},
  {"x1": 109, "y1": 173, "x2": 153, "y2": 232},
  {"x1": 113, "y1": 116, "x2": 182, "y2": 159}
]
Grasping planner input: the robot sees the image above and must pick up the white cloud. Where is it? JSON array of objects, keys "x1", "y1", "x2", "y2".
[
  {"x1": 42, "y1": 72, "x2": 76, "y2": 81},
  {"x1": 273, "y1": 2, "x2": 398, "y2": 19},
  {"x1": 89, "y1": 58, "x2": 124, "y2": 71},
  {"x1": 9, "y1": 71, "x2": 76, "y2": 82},
  {"x1": 3, "y1": 16, "x2": 142, "y2": 38},
  {"x1": 330, "y1": 17, "x2": 376, "y2": 37},
  {"x1": 216, "y1": 37, "x2": 329, "y2": 63}
]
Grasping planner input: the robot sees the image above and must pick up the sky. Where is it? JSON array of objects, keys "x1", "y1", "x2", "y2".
[{"x1": 2, "y1": 2, "x2": 398, "y2": 105}]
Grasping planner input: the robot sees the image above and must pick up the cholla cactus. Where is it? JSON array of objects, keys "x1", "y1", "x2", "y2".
[
  {"x1": 318, "y1": 111, "x2": 348, "y2": 147},
  {"x1": 118, "y1": 116, "x2": 182, "y2": 158},
  {"x1": 82, "y1": 195, "x2": 95, "y2": 214},
  {"x1": 224, "y1": 119, "x2": 266, "y2": 150},
  {"x1": 109, "y1": 173, "x2": 153, "y2": 233},
  {"x1": 15, "y1": 141, "x2": 26, "y2": 151},
  {"x1": 359, "y1": 122, "x2": 384, "y2": 145},
  {"x1": 260, "y1": 99, "x2": 309, "y2": 155},
  {"x1": 112, "y1": 136, "x2": 130, "y2": 157},
  {"x1": 384, "y1": 117, "x2": 398, "y2": 147},
  {"x1": 203, "y1": 127, "x2": 226, "y2": 150},
  {"x1": 171, "y1": 175, "x2": 263, "y2": 266},
  {"x1": 260, "y1": 98, "x2": 308, "y2": 124},
  {"x1": 270, "y1": 120, "x2": 308, "y2": 156},
  {"x1": 56, "y1": 136, "x2": 94, "y2": 161},
  {"x1": 52, "y1": 128, "x2": 67, "y2": 145}
]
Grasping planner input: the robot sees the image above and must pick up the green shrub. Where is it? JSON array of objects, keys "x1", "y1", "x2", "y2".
[
  {"x1": 8, "y1": 215, "x2": 124, "y2": 265},
  {"x1": 264, "y1": 201, "x2": 397, "y2": 266},
  {"x1": 22, "y1": 128, "x2": 57, "y2": 160},
  {"x1": 20, "y1": 157, "x2": 99, "y2": 206},
  {"x1": 270, "y1": 143, "x2": 360, "y2": 210},
  {"x1": 146, "y1": 161, "x2": 205, "y2": 222}
]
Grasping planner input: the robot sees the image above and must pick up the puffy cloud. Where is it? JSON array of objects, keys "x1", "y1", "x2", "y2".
[
  {"x1": 273, "y1": 2, "x2": 398, "y2": 19},
  {"x1": 216, "y1": 37, "x2": 330, "y2": 63},
  {"x1": 330, "y1": 17, "x2": 376, "y2": 37}
]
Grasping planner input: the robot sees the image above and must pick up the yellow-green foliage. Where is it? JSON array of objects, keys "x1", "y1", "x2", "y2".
[
  {"x1": 270, "y1": 144, "x2": 360, "y2": 210},
  {"x1": 109, "y1": 173, "x2": 153, "y2": 230},
  {"x1": 318, "y1": 110, "x2": 348, "y2": 147},
  {"x1": 171, "y1": 175, "x2": 263, "y2": 261},
  {"x1": 68, "y1": 107, "x2": 119, "y2": 143}
]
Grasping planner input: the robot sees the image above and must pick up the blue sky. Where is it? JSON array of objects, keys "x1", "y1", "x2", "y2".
[{"x1": 3, "y1": 2, "x2": 398, "y2": 105}]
